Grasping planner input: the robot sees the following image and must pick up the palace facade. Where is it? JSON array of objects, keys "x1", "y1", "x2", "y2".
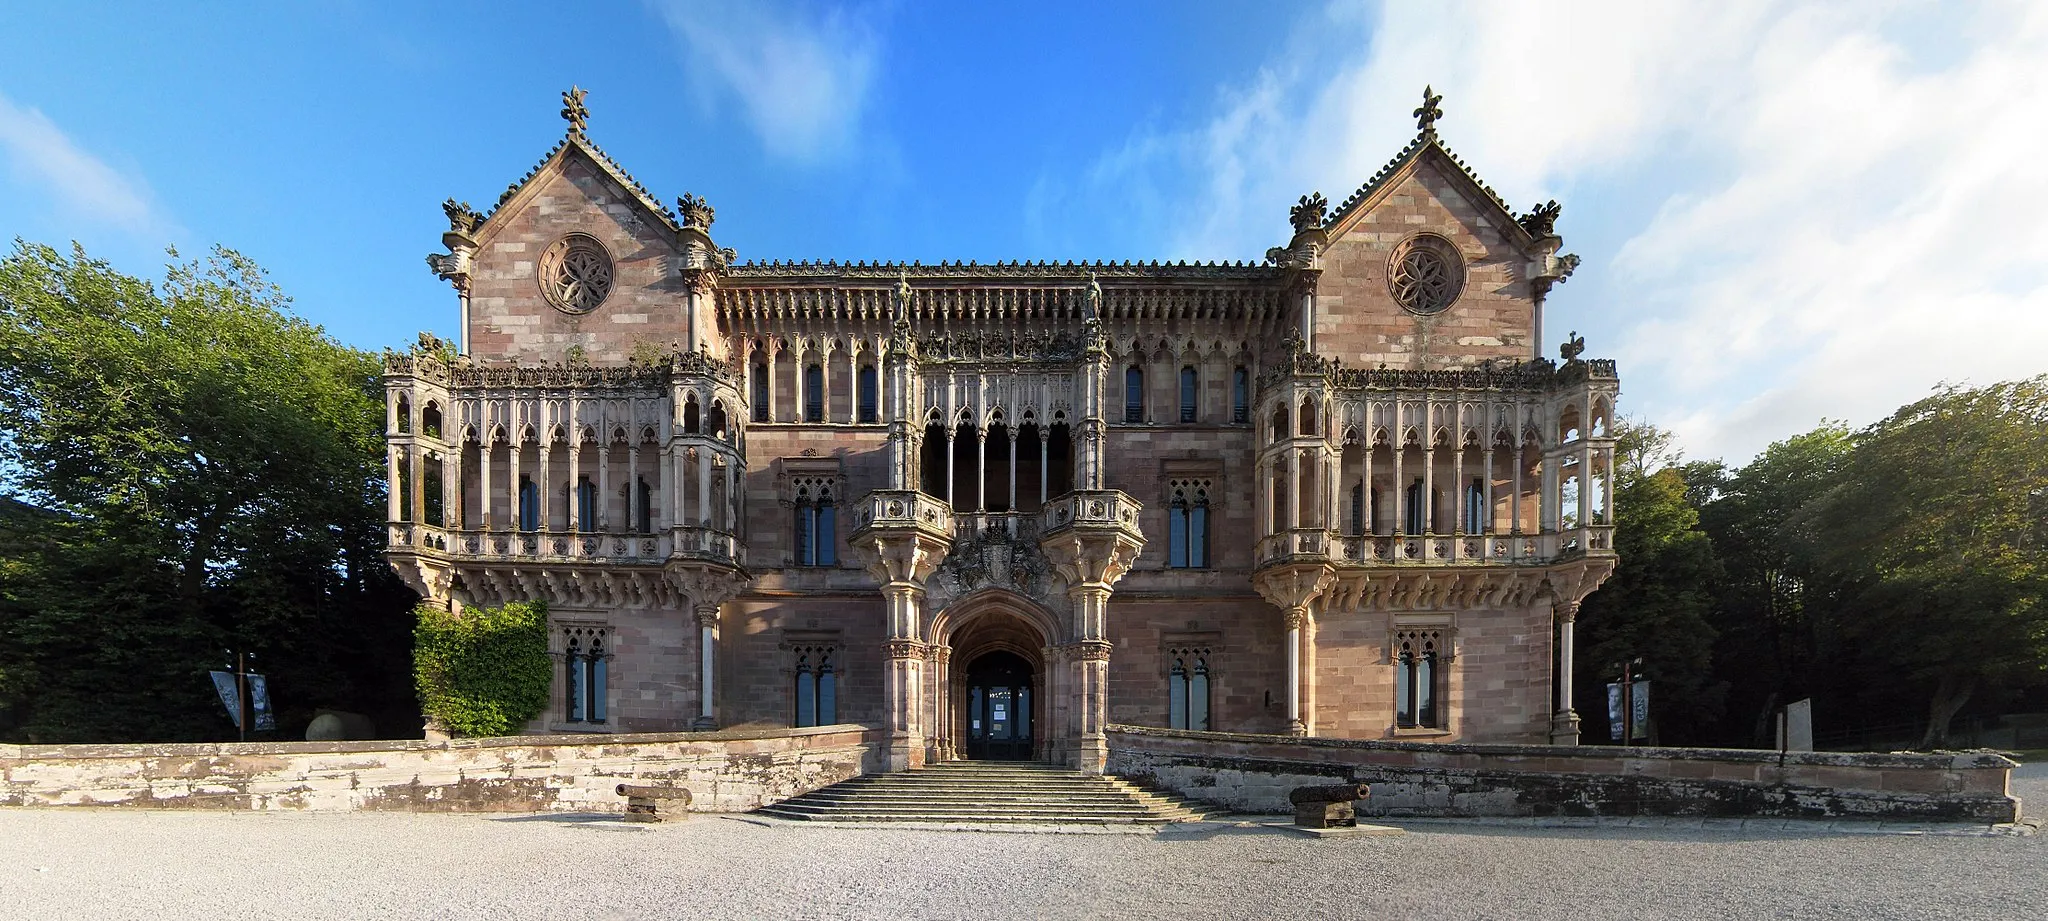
[{"x1": 385, "y1": 87, "x2": 1617, "y2": 773}]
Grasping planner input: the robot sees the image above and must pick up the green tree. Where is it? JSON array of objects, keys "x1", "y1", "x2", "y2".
[
  {"x1": 1695, "y1": 423, "x2": 1855, "y2": 744},
  {"x1": 1797, "y1": 379, "x2": 2048, "y2": 747},
  {"x1": 1575, "y1": 418, "x2": 1725, "y2": 744},
  {"x1": 413, "y1": 601, "x2": 551, "y2": 738},
  {"x1": 0, "y1": 241, "x2": 417, "y2": 742}
]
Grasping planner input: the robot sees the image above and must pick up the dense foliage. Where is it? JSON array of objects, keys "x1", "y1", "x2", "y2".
[
  {"x1": 0, "y1": 241, "x2": 418, "y2": 742},
  {"x1": 1602, "y1": 377, "x2": 2048, "y2": 748},
  {"x1": 413, "y1": 601, "x2": 551, "y2": 738}
]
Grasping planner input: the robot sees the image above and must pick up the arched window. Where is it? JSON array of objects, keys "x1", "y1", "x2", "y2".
[
  {"x1": 1179, "y1": 366, "x2": 1198, "y2": 423},
  {"x1": 1232, "y1": 366, "x2": 1249, "y2": 423},
  {"x1": 1271, "y1": 407, "x2": 1289, "y2": 443},
  {"x1": 1465, "y1": 476, "x2": 1485, "y2": 533},
  {"x1": 857, "y1": 364, "x2": 879, "y2": 423},
  {"x1": 1350, "y1": 483, "x2": 1365, "y2": 536},
  {"x1": 708, "y1": 401, "x2": 729, "y2": 441},
  {"x1": 396, "y1": 394, "x2": 412, "y2": 434},
  {"x1": 751, "y1": 362, "x2": 770, "y2": 423},
  {"x1": 1124, "y1": 366, "x2": 1145, "y2": 423},
  {"x1": 1167, "y1": 483, "x2": 1209, "y2": 569},
  {"x1": 421, "y1": 402, "x2": 442, "y2": 440},
  {"x1": 1167, "y1": 649, "x2": 1211, "y2": 731},
  {"x1": 575, "y1": 476, "x2": 596, "y2": 532},
  {"x1": 1404, "y1": 479, "x2": 1428, "y2": 534},
  {"x1": 518, "y1": 476, "x2": 539, "y2": 531},
  {"x1": 635, "y1": 477, "x2": 652, "y2": 532},
  {"x1": 804, "y1": 363, "x2": 824, "y2": 422},
  {"x1": 794, "y1": 485, "x2": 836, "y2": 566},
  {"x1": 793, "y1": 646, "x2": 838, "y2": 727},
  {"x1": 1395, "y1": 631, "x2": 1442, "y2": 730},
  {"x1": 1298, "y1": 398, "x2": 1318, "y2": 436},
  {"x1": 683, "y1": 397, "x2": 701, "y2": 434},
  {"x1": 564, "y1": 627, "x2": 610, "y2": 724}
]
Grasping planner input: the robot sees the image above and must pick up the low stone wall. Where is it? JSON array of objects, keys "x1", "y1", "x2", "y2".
[
  {"x1": 0, "y1": 724, "x2": 878, "y2": 813},
  {"x1": 1106, "y1": 725, "x2": 2019, "y2": 824}
]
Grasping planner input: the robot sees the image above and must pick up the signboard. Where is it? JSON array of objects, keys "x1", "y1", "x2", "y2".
[
  {"x1": 209, "y1": 671, "x2": 276, "y2": 732},
  {"x1": 1632, "y1": 682, "x2": 1650, "y2": 740},
  {"x1": 1606, "y1": 682, "x2": 1624, "y2": 741},
  {"x1": 1780, "y1": 698, "x2": 1814, "y2": 752},
  {"x1": 1606, "y1": 681, "x2": 1651, "y2": 742}
]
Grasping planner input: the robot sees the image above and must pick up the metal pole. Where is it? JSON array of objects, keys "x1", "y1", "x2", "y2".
[{"x1": 236, "y1": 650, "x2": 248, "y2": 743}]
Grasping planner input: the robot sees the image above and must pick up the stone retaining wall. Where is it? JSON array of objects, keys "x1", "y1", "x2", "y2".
[
  {"x1": 1106, "y1": 725, "x2": 2019, "y2": 823},
  {"x1": 0, "y1": 725, "x2": 878, "y2": 813}
]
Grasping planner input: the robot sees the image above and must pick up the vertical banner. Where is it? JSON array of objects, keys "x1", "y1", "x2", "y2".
[
  {"x1": 210, "y1": 671, "x2": 242, "y2": 730},
  {"x1": 248, "y1": 674, "x2": 276, "y2": 731},
  {"x1": 1631, "y1": 681, "x2": 1650, "y2": 741},
  {"x1": 1606, "y1": 683, "x2": 1624, "y2": 741}
]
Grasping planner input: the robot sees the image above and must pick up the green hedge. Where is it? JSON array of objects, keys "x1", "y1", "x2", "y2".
[{"x1": 413, "y1": 600, "x2": 551, "y2": 738}]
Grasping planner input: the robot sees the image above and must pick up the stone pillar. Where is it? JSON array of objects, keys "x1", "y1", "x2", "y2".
[
  {"x1": 850, "y1": 490, "x2": 952, "y2": 772},
  {"x1": 1285, "y1": 606, "x2": 1308, "y2": 735},
  {"x1": 625, "y1": 439, "x2": 639, "y2": 531},
  {"x1": 1040, "y1": 491, "x2": 1144, "y2": 774},
  {"x1": 509, "y1": 440, "x2": 523, "y2": 529},
  {"x1": 697, "y1": 446, "x2": 712, "y2": 528},
  {"x1": 568, "y1": 433, "x2": 582, "y2": 531},
  {"x1": 538, "y1": 436, "x2": 553, "y2": 531},
  {"x1": 1511, "y1": 444, "x2": 1525, "y2": 536},
  {"x1": 1392, "y1": 439, "x2": 1405, "y2": 534},
  {"x1": 597, "y1": 441, "x2": 611, "y2": 532},
  {"x1": 694, "y1": 604, "x2": 719, "y2": 730},
  {"x1": 387, "y1": 446, "x2": 403, "y2": 522},
  {"x1": 1552, "y1": 600, "x2": 1581, "y2": 745},
  {"x1": 480, "y1": 438, "x2": 494, "y2": 530}
]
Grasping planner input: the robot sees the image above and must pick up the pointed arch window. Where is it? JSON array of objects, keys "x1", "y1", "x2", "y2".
[
  {"x1": 1405, "y1": 479, "x2": 1429, "y2": 534},
  {"x1": 635, "y1": 477, "x2": 652, "y2": 532},
  {"x1": 518, "y1": 476, "x2": 540, "y2": 531},
  {"x1": 575, "y1": 476, "x2": 596, "y2": 532},
  {"x1": 1465, "y1": 476, "x2": 1486, "y2": 533},
  {"x1": 751, "y1": 362, "x2": 770, "y2": 423},
  {"x1": 793, "y1": 645, "x2": 838, "y2": 727},
  {"x1": 1232, "y1": 366, "x2": 1249, "y2": 423},
  {"x1": 1179, "y1": 366, "x2": 1198, "y2": 423},
  {"x1": 857, "y1": 364, "x2": 879, "y2": 423},
  {"x1": 804, "y1": 363, "x2": 824, "y2": 422},
  {"x1": 564, "y1": 626, "x2": 610, "y2": 724},
  {"x1": 1350, "y1": 483, "x2": 1365, "y2": 536},
  {"x1": 1167, "y1": 647, "x2": 1211, "y2": 731},
  {"x1": 793, "y1": 483, "x2": 836, "y2": 567},
  {"x1": 683, "y1": 397, "x2": 701, "y2": 434},
  {"x1": 1167, "y1": 480, "x2": 1210, "y2": 569},
  {"x1": 1125, "y1": 366, "x2": 1145, "y2": 423},
  {"x1": 1394, "y1": 627, "x2": 1446, "y2": 730}
]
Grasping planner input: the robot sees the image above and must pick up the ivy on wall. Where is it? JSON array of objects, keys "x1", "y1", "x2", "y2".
[{"x1": 413, "y1": 601, "x2": 551, "y2": 738}]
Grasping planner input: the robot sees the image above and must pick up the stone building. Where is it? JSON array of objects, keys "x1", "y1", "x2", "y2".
[{"x1": 385, "y1": 87, "x2": 1617, "y2": 773}]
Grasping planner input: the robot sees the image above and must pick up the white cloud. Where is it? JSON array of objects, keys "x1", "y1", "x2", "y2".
[
  {"x1": 0, "y1": 90, "x2": 164, "y2": 234},
  {"x1": 1047, "y1": 0, "x2": 2048, "y2": 462},
  {"x1": 650, "y1": 0, "x2": 882, "y2": 164}
]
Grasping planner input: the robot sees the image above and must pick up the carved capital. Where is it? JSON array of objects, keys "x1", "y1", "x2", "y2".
[
  {"x1": 885, "y1": 639, "x2": 927, "y2": 660},
  {"x1": 1064, "y1": 640, "x2": 1113, "y2": 663},
  {"x1": 1252, "y1": 563, "x2": 1334, "y2": 614},
  {"x1": 1553, "y1": 601, "x2": 1580, "y2": 624},
  {"x1": 1283, "y1": 606, "x2": 1312, "y2": 631}
]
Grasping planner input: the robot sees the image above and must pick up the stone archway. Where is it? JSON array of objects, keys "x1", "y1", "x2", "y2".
[{"x1": 928, "y1": 590, "x2": 1060, "y2": 763}]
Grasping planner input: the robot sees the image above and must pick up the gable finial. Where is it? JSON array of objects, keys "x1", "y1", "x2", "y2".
[
  {"x1": 1559, "y1": 330, "x2": 1586, "y2": 363},
  {"x1": 561, "y1": 85, "x2": 590, "y2": 135},
  {"x1": 1414, "y1": 85, "x2": 1444, "y2": 135}
]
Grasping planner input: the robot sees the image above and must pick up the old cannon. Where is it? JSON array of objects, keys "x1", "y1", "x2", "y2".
[
  {"x1": 1289, "y1": 782, "x2": 1370, "y2": 829},
  {"x1": 616, "y1": 783, "x2": 693, "y2": 823}
]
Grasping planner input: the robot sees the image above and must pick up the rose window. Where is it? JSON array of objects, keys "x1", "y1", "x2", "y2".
[
  {"x1": 1388, "y1": 235, "x2": 1464, "y2": 315},
  {"x1": 539, "y1": 234, "x2": 614, "y2": 314}
]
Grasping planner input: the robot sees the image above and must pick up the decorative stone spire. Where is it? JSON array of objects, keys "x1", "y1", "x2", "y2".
[
  {"x1": 1518, "y1": 200, "x2": 1562, "y2": 238},
  {"x1": 677, "y1": 193, "x2": 715, "y2": 231},
  {"x1": 561, "y1": 85, "x2": 590, "y2": 135},
  {"x1": 1414, "y1": 84, "x2": 1444, "y2": 135},
  {"x1": 1559, "y1": 330, "x2": 1586, "y2": 364},
  {"x1": 441, "y1": 199, "x2": 482, "y2": 236},
  {"x1": 1288, "y1": 192, "x2": 1327, "y2": 233}
]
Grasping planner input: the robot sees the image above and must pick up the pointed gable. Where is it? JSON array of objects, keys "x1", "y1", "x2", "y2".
[
  {"x1": 1309, "y1": 97, "x2": 1559, "y2": 372},
  {"x1": 454, "y1": 92, "x2": 693, "y2": 364}
]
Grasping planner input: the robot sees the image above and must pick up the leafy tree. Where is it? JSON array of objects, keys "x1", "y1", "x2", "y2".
[
  {"x1": 1797, "y1": 379, "x2": 2048, "y2": 747},
  {"x1": 0, "y1": 240, "x2": 417, "y2": 742},
  {"x1": 1574, "y1": 418, "x2": 1724, "y2": 744},
  {"x1": 1695, "y1": 423, "x2": 1855, "y2": 744}
]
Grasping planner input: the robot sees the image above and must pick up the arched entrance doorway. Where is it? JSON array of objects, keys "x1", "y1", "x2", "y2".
[{"x1": 962, "y1": 651, "x2": 1034, "y2": 760}]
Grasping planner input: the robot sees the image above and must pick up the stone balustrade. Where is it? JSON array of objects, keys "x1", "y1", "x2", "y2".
[
  {"x1": 1039, "y1": 489, "x2": 1143, "y2": 536},
  {"x1": 847, "y1": 489, "x2": 955, "y2": 540},
  {"x1": 387, "y1": 523, "x2": 742, "y2": 568},
  {"x1": 1254, "y1": 525, "x2": 1620, "y2": 570}
]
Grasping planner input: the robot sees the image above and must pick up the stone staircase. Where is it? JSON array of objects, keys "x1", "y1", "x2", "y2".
[{"x1": 754, "y1": 761, "x2": 1226, "y2": 824}]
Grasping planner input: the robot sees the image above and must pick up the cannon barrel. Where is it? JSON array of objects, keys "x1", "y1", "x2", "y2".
[{"x1": 1288, "y1": 783, "x2": 1369, "y2": 806}]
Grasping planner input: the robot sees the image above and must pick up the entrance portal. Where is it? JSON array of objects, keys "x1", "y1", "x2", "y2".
[{"x1": 963, "y1": 651, "x2": 1035, "y2": 761}]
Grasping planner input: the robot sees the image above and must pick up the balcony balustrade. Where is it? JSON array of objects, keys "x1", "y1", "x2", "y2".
[
  {"x1": 1254, "y1": 524, "x2": 1617, "y2": 569},
  {"x1": 386, "y1": 523, "x2": 741, "y2": 568}
]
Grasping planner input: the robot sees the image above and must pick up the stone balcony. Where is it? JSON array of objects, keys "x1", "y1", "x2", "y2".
[
  {"x1": 1255, "y1": 525, "x2": 1617, "y2": 569},
  {"x1": 386, "y1": 523, "x2": 742, "y2": 568}
]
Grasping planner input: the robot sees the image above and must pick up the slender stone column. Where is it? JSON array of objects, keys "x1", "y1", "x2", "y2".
[
  {"x1": 882, "y1": 584, "x2": 928, "y2": 770},
  {"x1": 1285, "y1": 606, "x2": 1308, "y2": 735},
  {"x1": 1552, "y1": 601, "x2": 1582, "y2": 744},
  {"x1": 1452, "y1": 434, "x2": 1465, "y2": 534},
  {"x1": 567, "y1": 433, "x2": 582, "y2": 532},
  {"x1": 976, "y1": 429, "x2": 988, "y2": 513},
  {"x1": 1392, "y1": 441, "x2": 1406, "y2": 534},
  {"x1": 1286, "y1": 450, "x2": 1301, "y2": 529},
  {"x1": 480, "y1": 439, "x2": 494, "y2": 530},
  {"x1": 1362, "y1": 439, "x2": 1375, "y2": 534},
  {"x1": 1422, "y1": 435, "x2": 1435, "y2": 535},
  {"x1": 698, "y1": 447, "x2": 713, "y2": 528},
  {"x1": 1007, "y1": 428, "x2": 1018, "y2": 513},
  {"x1": 626, "y1": 440, "x2": 639, "y2": 531},
  {"x1": 820, "y1": 345, "x2": 834, "y2": 424},
  {"x1": 1067, "y1": 584, "x2": 1114, "y2": 773},
  {"x1": 509, "y1": 441, "x2": 523, "y2": 530},
  {"x1": 694, "y1": 604, "x2": 719, "y2": 730},
  {"x1": 1511, "y1": 444, "x2": 1525, "y2": 536},
  {"x1": 945, "y1": 427, "x2": 956, "y2": 508},
  {"x1": 597, "y1": 442, "x2": 611, "y2": 532},
  {"x1": 387, "y1": 447, "x2": 403, "y2": 522},
  {"x1": 537, "y1": 438, "x2": 552, "y2": 531}
]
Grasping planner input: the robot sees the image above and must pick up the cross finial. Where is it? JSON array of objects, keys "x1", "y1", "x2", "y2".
[
  {"x1": 1414, "y1": 85, "x2": 1444, "y2": 134},
  {"x1": 562, "y1": 86, "x2": 590, "y2": 134}
]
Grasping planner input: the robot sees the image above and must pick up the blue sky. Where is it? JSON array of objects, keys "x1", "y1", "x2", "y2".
[{"x1": 4, "y1": 1, "x2": 2045, "y2": 462}]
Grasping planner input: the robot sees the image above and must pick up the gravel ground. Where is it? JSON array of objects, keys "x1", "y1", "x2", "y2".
[{"x1": 3, "y1": 764, "x2": 2040, "y2": 921}]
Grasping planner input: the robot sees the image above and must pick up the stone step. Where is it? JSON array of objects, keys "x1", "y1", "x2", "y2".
[{"x1": 754, "y1": 762, "x2": 1224, "y2": 826}]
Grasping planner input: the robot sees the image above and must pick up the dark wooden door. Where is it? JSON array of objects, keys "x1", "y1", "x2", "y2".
[{"x1": 964, "y1": 651, "x2": 1034, "y2": 761}]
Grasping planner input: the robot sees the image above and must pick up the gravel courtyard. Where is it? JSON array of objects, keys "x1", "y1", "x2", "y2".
[{"x1": 5, "y1": 764, "x2": 2041, "y2": 921}]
